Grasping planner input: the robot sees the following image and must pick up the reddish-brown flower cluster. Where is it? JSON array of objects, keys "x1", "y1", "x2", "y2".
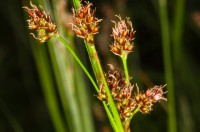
[
  {"x1": 23, "y1": 1, "x2": 58, "y2": 43},
  {"x1": 98, "y1": 65, "x2": 135, "y2": 121},
  {"x1": 110, "y1": 15, "x2": 135, "y2": 56},
  {"x1": 134, "y1": 84, "x2": 167, "y2": 114},
  {"x1": 98, "y1": 65, "x2": 167, "y2": 120},
  {"x1": 72, "y1": 1, "x2": 102, "y2": 43}
]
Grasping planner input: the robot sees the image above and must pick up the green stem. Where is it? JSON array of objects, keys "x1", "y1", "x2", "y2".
[
  {"x1": 103, "y1": 102, "x2": 119, "y2": 132},
  {"x1": 158, "y1": 0, "x2": 177, "y2": 132},
  {"x1": 84, "y1": 42, "x2": 103, "y2": 84},
  {"x1": 56, "y1": 35, "x2": 99, "y2": 92},
  {"x1": 124, "y1": 105, "x2": 141, "y2": 132},
  {"x1": 121, "y1": 52, "x2": 129, "y2": 83},
  {"x1": 84, "y1": 41, "x2": 124, "y2": 132},
  {"x1": 56, "y1": 35, "x2": 119, "y2": 131}
]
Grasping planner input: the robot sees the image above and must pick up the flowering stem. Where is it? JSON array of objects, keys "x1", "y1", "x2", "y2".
[
  {"x1": 121, "y1": 52, "x2": 129, "y2": 83},
  {"x1": 103, "y1": 102, "x2": 120, "y2": 132},
  {"x1": 84, "y1": 41, "x2": 124, "y2": 132},
  {"x1": 124, "y1": 105, "x2": 141, "y2": 132},
  {"x1": 56, "y1": 35, "x2": 99, "y2": 92},
  {"x1": 84, "y1": 42, "x2": 103, "y2": 84},
  {"x1": 56, "y1": 35, "x2": 120, "y2": 131},
  {"x1": 56, "y1": 35, "x2": 121, "y2": 131}
]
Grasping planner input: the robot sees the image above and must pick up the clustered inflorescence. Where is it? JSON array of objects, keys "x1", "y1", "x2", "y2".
[
  {"x1": 23, "y1": 0, "x2": 167, "y2": 125},
  {"x1": 71, "y1": 1, "x2": 102, "y2": 44},
  {"x1": 111, "y1": 15, "x2": 135, "y2": 56},
  {"x1": 23, "y1": 1, "x2": 58, "y2": 43},
  {"x1": 134, "y1": 84, "x2": 167, "y2": 114},
  {"x1": 98, "y1": 65, "x2": 167, "y2": 121},
  {"x1": 98, "y1": 64, "x2": 135, "y2": 121},
  {"x1": 70, "y1": 0, "x2": 167, "y2": 122}
]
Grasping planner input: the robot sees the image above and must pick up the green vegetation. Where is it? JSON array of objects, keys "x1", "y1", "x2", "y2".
[{"x1": 0, "y1": 0, "x2": 200, "y2": 132}]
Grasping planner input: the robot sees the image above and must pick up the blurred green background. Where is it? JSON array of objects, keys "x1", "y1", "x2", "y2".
[{"x1": 0, "y1": 0, "x2": 200, "y2": 132}]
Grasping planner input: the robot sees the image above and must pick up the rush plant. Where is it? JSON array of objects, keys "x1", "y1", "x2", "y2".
[{"x1": 23, "y1": 1, "x2": 167, "y2": 132}]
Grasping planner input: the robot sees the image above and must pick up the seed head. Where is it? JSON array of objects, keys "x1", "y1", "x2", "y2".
[
  {"x1": 134, "y1": 84, "x2": 167, "y2": 114},
  {"x1": 145, "y1": 85, "x2": 167, "y2": 103},
  {"x1": 71, "y1": 1, "x2": 102, "y2": 43},
  {"x1": 134, "y1": 84, "x2": 152, "y2": 114},
  {"x1": 97, "y1": 65, "x2": 167, "y2": 121},
  {"x1": 97, "y1": 64, "x2": 135, "y2": 121},
  {"x1": 110, "y1": 15, "x2": 135, "y2": 56},
  {"x1": 23, "y1": 1, "x2": 58, "y2": 43}
]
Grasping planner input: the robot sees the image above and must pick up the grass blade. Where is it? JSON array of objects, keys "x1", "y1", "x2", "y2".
[
  {"x1": 31, "y1": 44, "x2": 67, "y2": 132},
  {"x1": 158, "y1": 0, "x2": 177, "y2": 132}
]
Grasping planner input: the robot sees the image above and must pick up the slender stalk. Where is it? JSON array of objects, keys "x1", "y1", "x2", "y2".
[
  {"x1": 121, "y1": 52, "x2": 129, "y2": 83},
  {"x1": 56, "y1": 35, "x2": 99, "y2": 92},
  {"x1": 56, "y1": 35, "x2": 118, "y2": 131},
  {"x1": 70, "y1": 2, "x2": 96, "y2": 130},
  {"x1": 158, "y1": 0, "x2": 177, "y2": 132},
  {"x1": 103, "y1": 102, "x2": 119, "y2": 132},
  {"x1": 124, "y1": 105, "x2": 141, "y2": 132},
  {"x1": 84, "y1": 42, "x2": 104, "y2": 84},
  {"x1": 84, "y1": 42, "x2": 124, "y2": 132}
]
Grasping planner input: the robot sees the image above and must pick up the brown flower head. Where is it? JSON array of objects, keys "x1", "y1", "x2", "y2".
[
  {"x1": 72, "y1": 1, "x2": 102, "y2": 43},
  {"x1": 134, "y1": 84, "x2": 167, "y2": 114},
  {"x1": 134, "y1": 85, "x2": 152, "y2": 114},
  {"x1": 23, "y1": 1, "x2": 58, "y2": 43},
  {"x1": 145, "y1": 85, "x2": 167, "y2": 103},
  {"x1": 110, "y1": 15, "x2": 135, "y2": 56},
  {"x1": 97, "y1": 65, "x2": 167, "y2": 120},
  {"x1": 97, "y1": 64, "x2": 135, "y2": 121}
]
